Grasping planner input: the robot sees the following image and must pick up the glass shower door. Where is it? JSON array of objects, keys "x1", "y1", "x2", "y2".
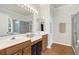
[
  {"x1": 72, "y1": 12, "x2": 79, "y2": 54},
  {"x1": 72, "y1": 14, "x2": 77, "y2": 48},
  {"x1": 13, "y1": 20, "x2": 20, "y2": 33}
]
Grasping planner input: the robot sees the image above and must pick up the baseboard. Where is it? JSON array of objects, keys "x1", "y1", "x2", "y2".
[
  {"x1": 47, "y1": 42, "x2": 72, "y2": 49},
  {"x1": 54, "y1": 42, "x2": 72, "y2": 47}
]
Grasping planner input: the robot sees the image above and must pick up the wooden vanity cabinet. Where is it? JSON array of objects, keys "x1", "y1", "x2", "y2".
[
  {"x1": 22, "y1": 40, "x2": 31, "y2": 55},
  {"x1": 23, "y1": 46, "x2": 31, "y2": 55},
  {"x1": 0, "y1": 40, "x2": 31, "y2": 55},
  {"x1": 0, "y1": 35, "x2": 48, "y2": 55},
  {"x1": 6, "y1": 45, "x2": 22, "y2": 55},
  {"x1": 42, "y1": 34, "x2": 48, "y2": 52},
  {"x1": 13, "y1": 49, "x2": 22, "y2": 55},
  {"x1": 0, "y1": 49, "x2": 6, "y2": 55}
]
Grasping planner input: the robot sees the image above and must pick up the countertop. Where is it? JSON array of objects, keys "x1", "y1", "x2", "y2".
[
  {"x1": 0, "y1": 32, "x2": 47, "y2": 50},
  {"x1": 0, "y1": 36, "x2": 30, "y2": 50}
]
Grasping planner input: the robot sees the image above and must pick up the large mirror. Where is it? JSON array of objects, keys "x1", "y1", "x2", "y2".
[
  {"x1": 0, "y1": 4, "x2": 44, "y2": 36},
  {"x1": 0, "y1": 4, "x2": 33, "y2": 36},
  {"x1": 9, "y1": 19, "x2": 32, "y2": 34}
]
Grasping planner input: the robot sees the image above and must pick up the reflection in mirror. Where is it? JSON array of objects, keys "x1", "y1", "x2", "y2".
[
  {"x1": 0, "y1": 12, "x2": 33, "y2": 36},
  {"x1": 41, "y1": 22, "x2": 44, "y2": 31},
  {"x1": 12, "y1": 20, "x2": 32, "y2": 34},
  {"x1": 0, "y1": 4, "x2": 41, "y2": 36},
  {"x1": 0, "y1": 4, "x2": 35, "y2": 36}
]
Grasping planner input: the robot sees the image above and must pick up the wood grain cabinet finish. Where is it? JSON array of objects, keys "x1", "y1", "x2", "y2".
[
  {"x1": 0, "y1": 49, "x2": 6, "y2": 55},
  {"x1": 13, "y1": 49, "x2": 22, "y2": 55},
  {"x1": 42, "y1": 34, "x2": 48, "y2": 52},
  {"x1": 6, "y1": 44, "x2": 21, "y2": 55},
  {"x1": 23, "y1": 46, "x2": 31, "y2": 55},
  {"x1": 0, "y1": 40, "x2": 31, "y2": 55},
  {"x1": 0, "y1": 35, "x2": 48, "y2": 55}
]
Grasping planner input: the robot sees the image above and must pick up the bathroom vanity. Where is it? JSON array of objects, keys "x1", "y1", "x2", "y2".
[
  {"x1": 42, "y1": 34, "x2": 48, "y2": 52},
  {"x1": 0, "y1": 5, "x2": 48, "y2": 55},
  {"x1": 0, "y1": 33, "x2": 48, "y2": 55},
  {"x1": 31, "y1": 34, "x2": 48, "y2": 55},
  {"x1": 0, "y1": 38, "x2": 31, "y2": 55}
]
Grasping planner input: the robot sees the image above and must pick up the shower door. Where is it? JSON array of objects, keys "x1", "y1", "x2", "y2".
[
  {"x1": 72, "y1": 12, "x2": 79, "y2": 54},
  {"x1": 72, "y1": 14, "x2": 77, "y2": 48}
]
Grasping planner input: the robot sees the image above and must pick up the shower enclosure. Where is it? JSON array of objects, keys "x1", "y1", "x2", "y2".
[{"x1": 72, "y1": 12, "x2": 79, "y2": 54}]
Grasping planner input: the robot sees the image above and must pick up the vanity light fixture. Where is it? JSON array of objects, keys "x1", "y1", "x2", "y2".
[{"x1": 17, "y1": 4, "x2": 38, "y2": 14}]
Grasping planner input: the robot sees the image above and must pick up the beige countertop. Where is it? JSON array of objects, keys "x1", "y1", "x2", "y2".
[{"x1": 0, "y1": 32, "x2": 47, "y2": 50}]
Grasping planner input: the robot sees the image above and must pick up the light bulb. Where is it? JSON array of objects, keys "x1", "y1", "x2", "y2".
[{"x1": 17, "y1": 4, "x2": 38, "y2": 14}]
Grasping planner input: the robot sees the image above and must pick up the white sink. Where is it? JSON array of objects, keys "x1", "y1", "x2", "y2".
[
  {"x1": 30, "y1": 35, "x2": 42, "y2": 42},
  {"x1": 0, "y1": 35, "x2": 30, "y2": 49},
  {"x1": 0, "y1": 33, "x2": 42, "y2": 49}
]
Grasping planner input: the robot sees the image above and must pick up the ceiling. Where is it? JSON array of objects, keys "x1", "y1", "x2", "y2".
[
  {"x1": 0, "y1": 4, "x2": 67, "y2": 16},
  {"x1": 0, "y1": 4, "x2": 32, "y2": 16},
  {"x1": 52, "y1": 4, "x2": 67, "y2": 8},
  {"x1": 37, "y1": 4, "x2": 67, "y2": 8}
]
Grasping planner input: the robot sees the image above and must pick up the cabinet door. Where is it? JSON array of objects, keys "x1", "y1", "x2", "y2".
[
  {"x1": 23, "y1": 47, "x2": 31, "y2": 55},
  {"x1": 13, "y1": 49, "x2": 22, "y2": 55},
  {"x1": 0, "y1": 49, "x2": 6, "y2": 55},
  {"x1": 42, "y1": 35, "x2": 48, "y2": 51},
  {"x1": 42, "y1": 40, "x2": 47, "y2": 51},
  {"x1": 6, "y1": 45, "x2": 20, "y2": 55}
]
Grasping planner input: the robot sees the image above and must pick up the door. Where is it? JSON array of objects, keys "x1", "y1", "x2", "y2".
[
  {"x1": 72, "y1": 12, "x2": 79, "y2": 48},
  {"x1": 72, "y1": 14, "x2": 77, "y2": 48},
  {"x1": 13, "y1": 20, "x2": 20, "y2": 33},
  {"x1": 76, "y1": 13, "x2": 79, "y2": 45}
]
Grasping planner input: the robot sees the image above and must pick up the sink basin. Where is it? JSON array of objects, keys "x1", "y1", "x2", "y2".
[
  {"x1": 30, "y1": 35, "x2": 42, "y2": 42},
  {"x1": 10, "y1": 36, "x2": 24, "y2": 40},
  {"x1": 0, "y1": 33, "x2": 42, "y2": 49},
  {"x1": 0, "y1": 35, "x2": 30, "y2": 49}
]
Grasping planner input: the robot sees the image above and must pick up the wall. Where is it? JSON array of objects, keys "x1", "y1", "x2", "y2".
[
  {"x1": 0, "y1": 13, "x2": 8, "y2": 36},
  {"x1": 0, "y1": 7, "x2": 33, "y2": 22},
  {"x1": 39, "y1": 5, "x2": 54, "y2": 48},
  {"x1": 50, "y1": 5, "x2": 54, "y2": 45},
  {"x1": 53, "y1": 4, "x2": 79, "y2": 46}
]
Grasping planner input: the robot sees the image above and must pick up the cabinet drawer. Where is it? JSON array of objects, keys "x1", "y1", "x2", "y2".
[
  {"x1": 13, "y1": 49, "x2": 22, "y2": 55},
  {"x1": 19, "y1": 40, "x2": 31, "y2": 49},
  {"x1": 0, "y1": 49, "x2": 6, "y2": 55},
  {"x1": 42, "y1": 35, "x2": 48, "y2": 39},
  {"x1": 6, "y1": 45, "x2": 20, "y2": 55},
  {"x1": 23, "y1": 46, "x2": 31, "y2": 55}
]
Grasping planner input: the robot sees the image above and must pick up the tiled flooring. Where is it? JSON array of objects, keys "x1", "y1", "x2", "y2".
[{"x1": 42, "y1": 43, "x2": 75, "y2": 55}]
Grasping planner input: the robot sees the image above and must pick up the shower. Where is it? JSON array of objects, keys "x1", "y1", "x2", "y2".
[{"x1": 72, "y1": 12, "x2": 79, "y2": 54}]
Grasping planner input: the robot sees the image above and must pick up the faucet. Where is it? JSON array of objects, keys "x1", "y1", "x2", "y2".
[{"x1": 10, "y1": 36, "x2": 16, "y2": 40}]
